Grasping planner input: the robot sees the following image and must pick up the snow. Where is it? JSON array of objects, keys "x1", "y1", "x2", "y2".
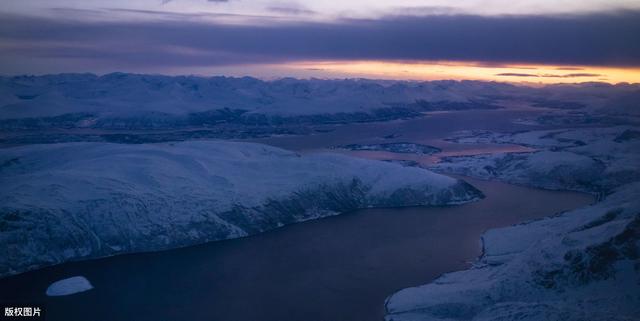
[
  {"x1": 386, "y1": 126, "x2": 640, "y2": 321},
  {"x1": 2, "y1": 74, "x2": 637, "y2": 124},
  {"x1": 0, "y1": 75, "x2": 504, "y2": 120},
  {"x1": 433, "y1": 151, "x2": 605, "y2": 192},
  {"x1": 434, "y1": 126, "x2": 640, "y2": 193},
  {"x1": 45, "y1": 276, "x2": 93, "y2": 296},
  {"x1": 0, "y1": 141, "x2": 482, "y2": 277}
]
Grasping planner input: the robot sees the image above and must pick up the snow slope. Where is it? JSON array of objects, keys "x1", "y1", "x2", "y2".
[
  {"x1": 0, "y1": 141, "x2": 482, "y2": 277},
  {"x1": 386, "y1": 126, "x2": 640, "y2": 321}
]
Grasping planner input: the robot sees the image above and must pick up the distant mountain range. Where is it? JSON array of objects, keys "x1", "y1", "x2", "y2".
[{"x1": 1, "y1": 73, "x2": 638, "y2": 130}]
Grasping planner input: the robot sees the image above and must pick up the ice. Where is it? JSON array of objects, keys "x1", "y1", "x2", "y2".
[{"x1": 45, "y1": 276, "x2": 93, "y2": 296}]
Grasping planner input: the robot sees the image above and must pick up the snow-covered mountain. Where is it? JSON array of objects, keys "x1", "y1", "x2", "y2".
[
  {"x1": 2, "y1": 74, "x2": 638, "y2": 130},
  {"x1": 0, "y1": 74, "x2": 504, "y2": 125},
  {"x1": 0, "y1": 141, "x2": 482, "y2": 277},
  {"x1": 385, "y1": 126, "x2": 640, "y2": 321}
]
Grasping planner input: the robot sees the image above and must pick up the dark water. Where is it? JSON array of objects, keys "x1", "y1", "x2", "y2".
[{"x1": 0, "y1": 177, "x2": 593, "y2": 321}]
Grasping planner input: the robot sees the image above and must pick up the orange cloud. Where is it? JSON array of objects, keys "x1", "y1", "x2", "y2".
[{"x1": 278, "y1": 60, "x2": 640, "y2": 84}]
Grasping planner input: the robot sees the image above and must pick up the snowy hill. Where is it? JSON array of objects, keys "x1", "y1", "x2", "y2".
[
  {"x1": 0, "y1": 141, "x2": 482, "y2": 277},
  {"x1": 385, "y1": 126, "x2": 640, "y2": 321},
  {"x1": 434, "y1": 126, "x2": 640, "y2": 193}
]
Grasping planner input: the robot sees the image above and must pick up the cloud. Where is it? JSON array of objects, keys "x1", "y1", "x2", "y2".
[
  {"x1": 267, "y1": 5, "x2": 316, "y2": 15},
  {"x1": 102, "y1": 8, "x2": 271, "y2": 20},
  {"x1": 497, "y1": 72, "x2": 602, "y2": 78},
  {"x1": 0, "y1": 10, "x2": 639, "y2": 74},
  {"x1": 390, "y1": 6, "x2": 461, "y2": 16},
  {"x1": 542, "y1": 73, "x2": 601, "y2": 77},
  {"x1": 496, "y1": 73, "x2": 539, "y2": 77},
  {"x1": 49, "y1": 7, "x2": 106, "y2": 15},
  {"x1": 163, "y1": 0, "x2": 231, "y2": 3}
]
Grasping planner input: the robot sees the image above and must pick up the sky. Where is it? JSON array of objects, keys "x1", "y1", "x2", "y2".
[{"x1": 1, "y1": 0, "x2": 640, "y2": 83}]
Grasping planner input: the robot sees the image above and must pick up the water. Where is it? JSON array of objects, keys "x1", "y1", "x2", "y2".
[
  {"x1": 246, "y1": 109, "x2": 551, "y2": 166},
  {"x1": 0, "y1": 177, "x2": 593, "y2": 321},
  {"x1": 248, "y1": 109, "x2": 550, "y2": 152}
]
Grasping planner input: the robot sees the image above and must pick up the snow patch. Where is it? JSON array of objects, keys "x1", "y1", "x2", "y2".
[{"x1": 46, "y1": 276, "x2": 93, "y2": 296}]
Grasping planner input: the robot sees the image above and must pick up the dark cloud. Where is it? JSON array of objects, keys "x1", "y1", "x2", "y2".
[
  {"x1": 0, "y1": 10, "x2": 639, "y2": 73},
  {"x1": 566, "y1": 73, "x2": 601, "y2": 77},
  {"x1": 49, "y1": 7, "x2": 106, "y2": 15},
  {"x1": 542, "y1": 73, "x2": 601, "y2": 78},
  {"x1": 496, "y1": 73, "x2": 539, "y2": 77}
]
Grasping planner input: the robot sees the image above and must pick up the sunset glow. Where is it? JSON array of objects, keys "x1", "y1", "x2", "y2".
[
  {"x1": 1, "y1": 1, "x2": 639, "y2": 83},
  {"x1": 280, "y1": 61, "x2": 640, "y2": 84}
]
